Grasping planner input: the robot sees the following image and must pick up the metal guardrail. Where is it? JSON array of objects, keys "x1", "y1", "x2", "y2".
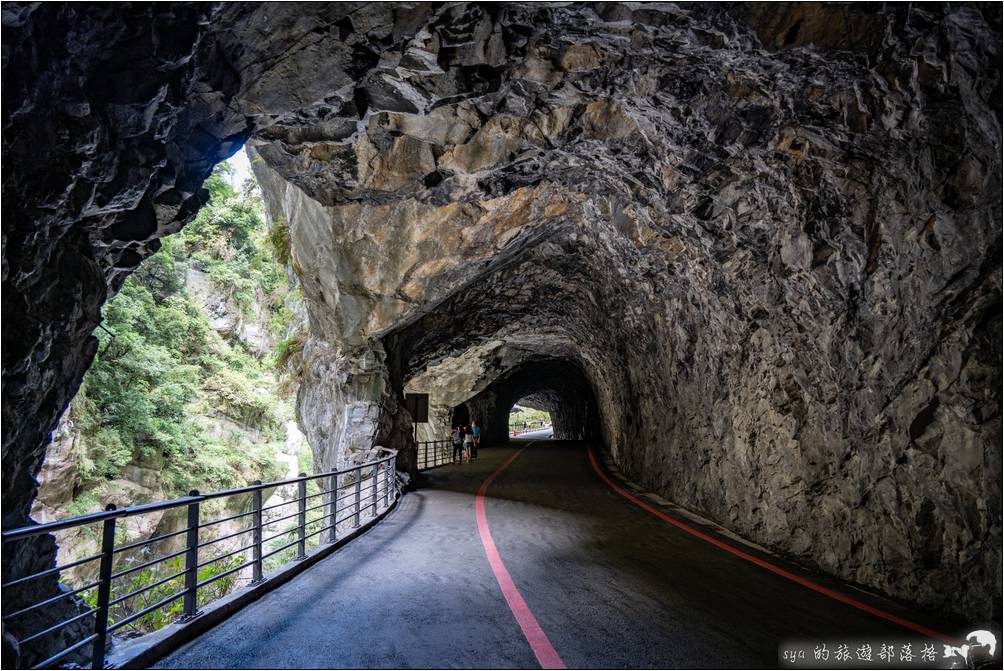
[
  {"x1": 510, "y1": 423, "x2": 552, "y2": 437},
  {"x1": 1, "y1": 448, "x2": 399, "y2": 669},
  {"x1": 415, "y1": 440, "x2": 453, "y2": 470}
]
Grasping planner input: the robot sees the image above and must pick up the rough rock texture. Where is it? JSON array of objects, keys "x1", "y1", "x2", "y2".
[
  {"x1": 243, "y1": 1, "x2": 1002, "y2": 621},
  {"x1": 2, "y1": 4, "x2": 1001, "y2": 652},
  {"x1": 1, "y1": 4, "x2": 253, "y2": 663}
]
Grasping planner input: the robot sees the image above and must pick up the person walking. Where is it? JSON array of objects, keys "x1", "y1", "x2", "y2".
[
  {"x1": 451, "y1": 426, "x2": 463, "y2": 463},
  {"x1": 463, "y1": 426, "x2": 475, "y2": 463},
  {"x1": 470, "y1": 420, "x2": 481, "y2": 462}
]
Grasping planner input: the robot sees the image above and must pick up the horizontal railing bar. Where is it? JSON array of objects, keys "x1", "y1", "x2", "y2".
[
  {"x1": 107, "y1": 590, "x2": 184, "y2": 633},
  {"x1": 20, "y1": 606, "x2": 99, "y2": 644},
  {"x1": 258, "y1": 537, "x2": 302, "y2": 563},
  {"x1": 114, "y1": 527, "x2": 188, "y2": 554},
  {"x1": 302, "y1": 523, "x2": 336, "y2": 543},
  {"x1": 4, "y1": 580, "x2": 101, "y2": 620},
  {"x1": 30, "y1": 633, "x2": 99, "y2": 670},
  {"x1": 197, "y1": 508, "x2": 256, "y2": 528},
  {"x1": 195, "y1": 543, "x2": 254, "y2": 570},
  {"x1": 336, "y1": 489, "x2": 363, "y2": 504},
  {"x1": 2, "y1": 451, "x2": 401, "y2": 664},
  {"x1": 2, "y1": 449, "x2": 398, "y2": 542},
  {"x1": 1, "y1": 499, "x2": 193, "y2": 541},
  {"x1": 111, "y1": 547, "x2": 187, "y2": 581},
  {"x1": 302, "y1": 501, "x2": 328, "y2": 516},
  {"x1": 2, "y1": 552, "x2": 104, "y2": 589},
  {"x1": 260, "y1": 525, "x2": 299, "y2": 546},
  {"x1": 196, "y1": 455, "x2": 391, "y2": 502},
  {"x1": 259, "y1": 498, "x2": 297, "y2": 514},
  {"x1": 300, "y1": 514, "x2": 328, "y2": 530},
  {"x1": 109, "y1": 570, "x2": 185, "y2": 607},
  {"x1": 262, "y1": 509, "x2": 303, "y2": 528},
  {"x1": 283, "y1": 487, "x2": 399, "y2": 567},
  {"x1": 334, "y1": 509, "x2": 360, "y2": 526},
  {"x1": 194, "y1": 558, "x2": 249, "y2": 589},
  {"x1": 195, "y1": 526, "x2": 252, "y2": 550}
]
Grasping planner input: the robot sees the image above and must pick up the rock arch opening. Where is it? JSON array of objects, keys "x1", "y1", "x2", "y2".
[
  {"x1": 450, "y1": 403, "x2": 471, "y2": 430},
  {"x1": 509, "y1": 403, "x2": 551, "y2": 438}
]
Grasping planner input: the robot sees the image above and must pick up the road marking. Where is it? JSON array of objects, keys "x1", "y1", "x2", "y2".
[
  {"x1": 586, "y1": 449, "x2": 956, "y2": 644},
  {"x1": 476, "y1": 447, "x2": 567, "y2": 670}
]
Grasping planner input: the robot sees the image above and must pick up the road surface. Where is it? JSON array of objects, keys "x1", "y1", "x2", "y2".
[
  {"x1": 157, "y1": 441, "x2": 962, "y2": 669},
  {"x1": 510, "y1": 427, "x2": 553, "y2": 440}
]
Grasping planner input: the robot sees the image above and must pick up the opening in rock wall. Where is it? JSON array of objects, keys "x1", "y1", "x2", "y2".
[
  {"x1": 450, "y1": 403, "x2": 470, "y2": 429},
  {"x1": 509, "y1": 404, "x2": 552, "y2": 438},
  {"x1": 20, "y1": 155, "x2": 309, "y2": 657}
]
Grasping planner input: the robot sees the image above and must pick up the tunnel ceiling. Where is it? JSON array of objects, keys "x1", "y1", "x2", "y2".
[{"x1": 2, "y1": 2, "x2": 1001, "y2": 623}]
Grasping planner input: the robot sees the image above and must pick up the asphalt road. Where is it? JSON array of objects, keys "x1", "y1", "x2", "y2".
[
  {"x1": 510, "y1": 427, "x2": 553, "y2": 440},
  {"x1": 157, "y1": 441, "x2": 963, "y2": 669}
]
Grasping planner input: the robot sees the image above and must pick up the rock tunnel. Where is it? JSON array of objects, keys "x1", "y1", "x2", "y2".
[{"x1": 1, "y1": 2, "x2": 1001, "y2": 659}]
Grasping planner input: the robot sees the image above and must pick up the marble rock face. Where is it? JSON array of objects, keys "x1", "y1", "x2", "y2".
[{"x1": 1, "y1": 5, "x2": 1001, "y2": 659}]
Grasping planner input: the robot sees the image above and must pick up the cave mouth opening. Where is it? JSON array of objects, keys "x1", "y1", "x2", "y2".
[
  {"x1": 450, "y1": 403, "x2": 471, "y2": 430},
  {"x1": 508, "y1": 403, "x2": 552, "y2": 439},
  {"x1": 33, "y1": 154, "x2": 301, "y2": 518}
]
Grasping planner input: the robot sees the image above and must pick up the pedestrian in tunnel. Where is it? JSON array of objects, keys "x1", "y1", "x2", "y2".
[
  {"x1": 451, "y1": 426, "x2": 463, "y2": 463},
  {"x1": 463, "y1": 424, "x2": 475, "y2": 463},
  {"x1": 470, "y1": 420, "x2": 481, "y2": 462}
]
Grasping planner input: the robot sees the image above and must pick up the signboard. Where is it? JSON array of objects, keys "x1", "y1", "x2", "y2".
[{"x1": 404, "y1": 393, "x2": 429, "y2": 423}]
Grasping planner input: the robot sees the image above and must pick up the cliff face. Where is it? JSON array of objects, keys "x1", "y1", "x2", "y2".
[
  {"x1": 29, "y1": 228, "x2": 307, "y2": 581},
  {"x1": 2, "y1": 3, "x2": 1001, "y2": 650}
]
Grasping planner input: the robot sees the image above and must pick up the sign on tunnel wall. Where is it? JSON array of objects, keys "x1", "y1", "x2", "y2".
[{"x1": 405, "y1": 393, "x2": 429, "y2": 423}]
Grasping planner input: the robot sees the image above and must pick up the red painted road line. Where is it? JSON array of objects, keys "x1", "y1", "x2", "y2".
[
  {"x1": 476, "y1": 449, "x2": 567, "y2": 670},
  {"x1": 586, "y1": 449, "x2": 958, "y2": 645}
]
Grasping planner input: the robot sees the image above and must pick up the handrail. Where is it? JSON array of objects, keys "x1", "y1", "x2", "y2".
[
  {"x1": 1, "y1": 448, "x2": 397, "y2": 543},
  {"x1": 2, "y1": 447, "x2": 399, "y2": 669},
  {"x1": 510, "y1": 423, "x2": 552, "y2": 437},
  {"x1": 416, "y1": 439, "x2": 454, "y2": 471}
]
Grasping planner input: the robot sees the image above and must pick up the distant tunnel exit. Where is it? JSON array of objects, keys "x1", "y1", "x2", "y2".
[{"x1": 509, "y1": 404, "x2": 552, "y2": 438}]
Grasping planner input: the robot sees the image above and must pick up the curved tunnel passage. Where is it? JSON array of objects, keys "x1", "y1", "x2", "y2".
[{"x1": 462, "y1": 360, "x2": 601, "y2": 445}]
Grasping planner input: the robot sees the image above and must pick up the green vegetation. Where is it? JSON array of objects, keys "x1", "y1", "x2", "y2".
[
  {"x1": 508, "y1": 406, "x2": 552, "y2": 431},
  {"x1": 82, "y1": 554, "x2": 246, "y2": 634},
  {"x1": 47, "y1": 159, "x2": 312, "y2": 640},
  {"x1": 272, "y1": 335, "x2": 306, "y2": 397},
  {"x1": 67, "y1": 161, "x2": 293, "y2": 507}
]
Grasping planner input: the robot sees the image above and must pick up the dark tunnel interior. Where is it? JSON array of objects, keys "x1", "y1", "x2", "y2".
[{"x1": 461, "y1": 360, "x2": 602, "y2": 445}]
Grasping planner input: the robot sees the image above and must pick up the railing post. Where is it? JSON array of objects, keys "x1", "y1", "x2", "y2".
[
  {"x1": 327, "y1": 472, "x2": 338, "y2": 543},
  {"x1": 296, "y1": 474, "x2": 307, "y2": 559},
  {"x1": 251, "y1": 480, "x2": 264, "y2": 583},
  {"x1": 91, "y1": 505, "x2": 116, "y2": 669},
  {"x1": 384, "y1": 459, "x2": 391, "y2": 508},
  {"x1": 182, "y1": 490, "x2": 201, "y2": 619},
  {"x1": 424, "y1": 442, "x2": 429, "y2": 469},
  {"x1": 353, "y1": 467, "x2": 362, "y2": 528},
  {"x1": 371, "y1": 464, "x2": 378, "y2": 515}
]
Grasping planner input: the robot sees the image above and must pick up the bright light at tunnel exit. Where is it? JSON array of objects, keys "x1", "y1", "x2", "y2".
[{"x1": 509, "y1": 404, "x2": 552, "y2": 438}]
